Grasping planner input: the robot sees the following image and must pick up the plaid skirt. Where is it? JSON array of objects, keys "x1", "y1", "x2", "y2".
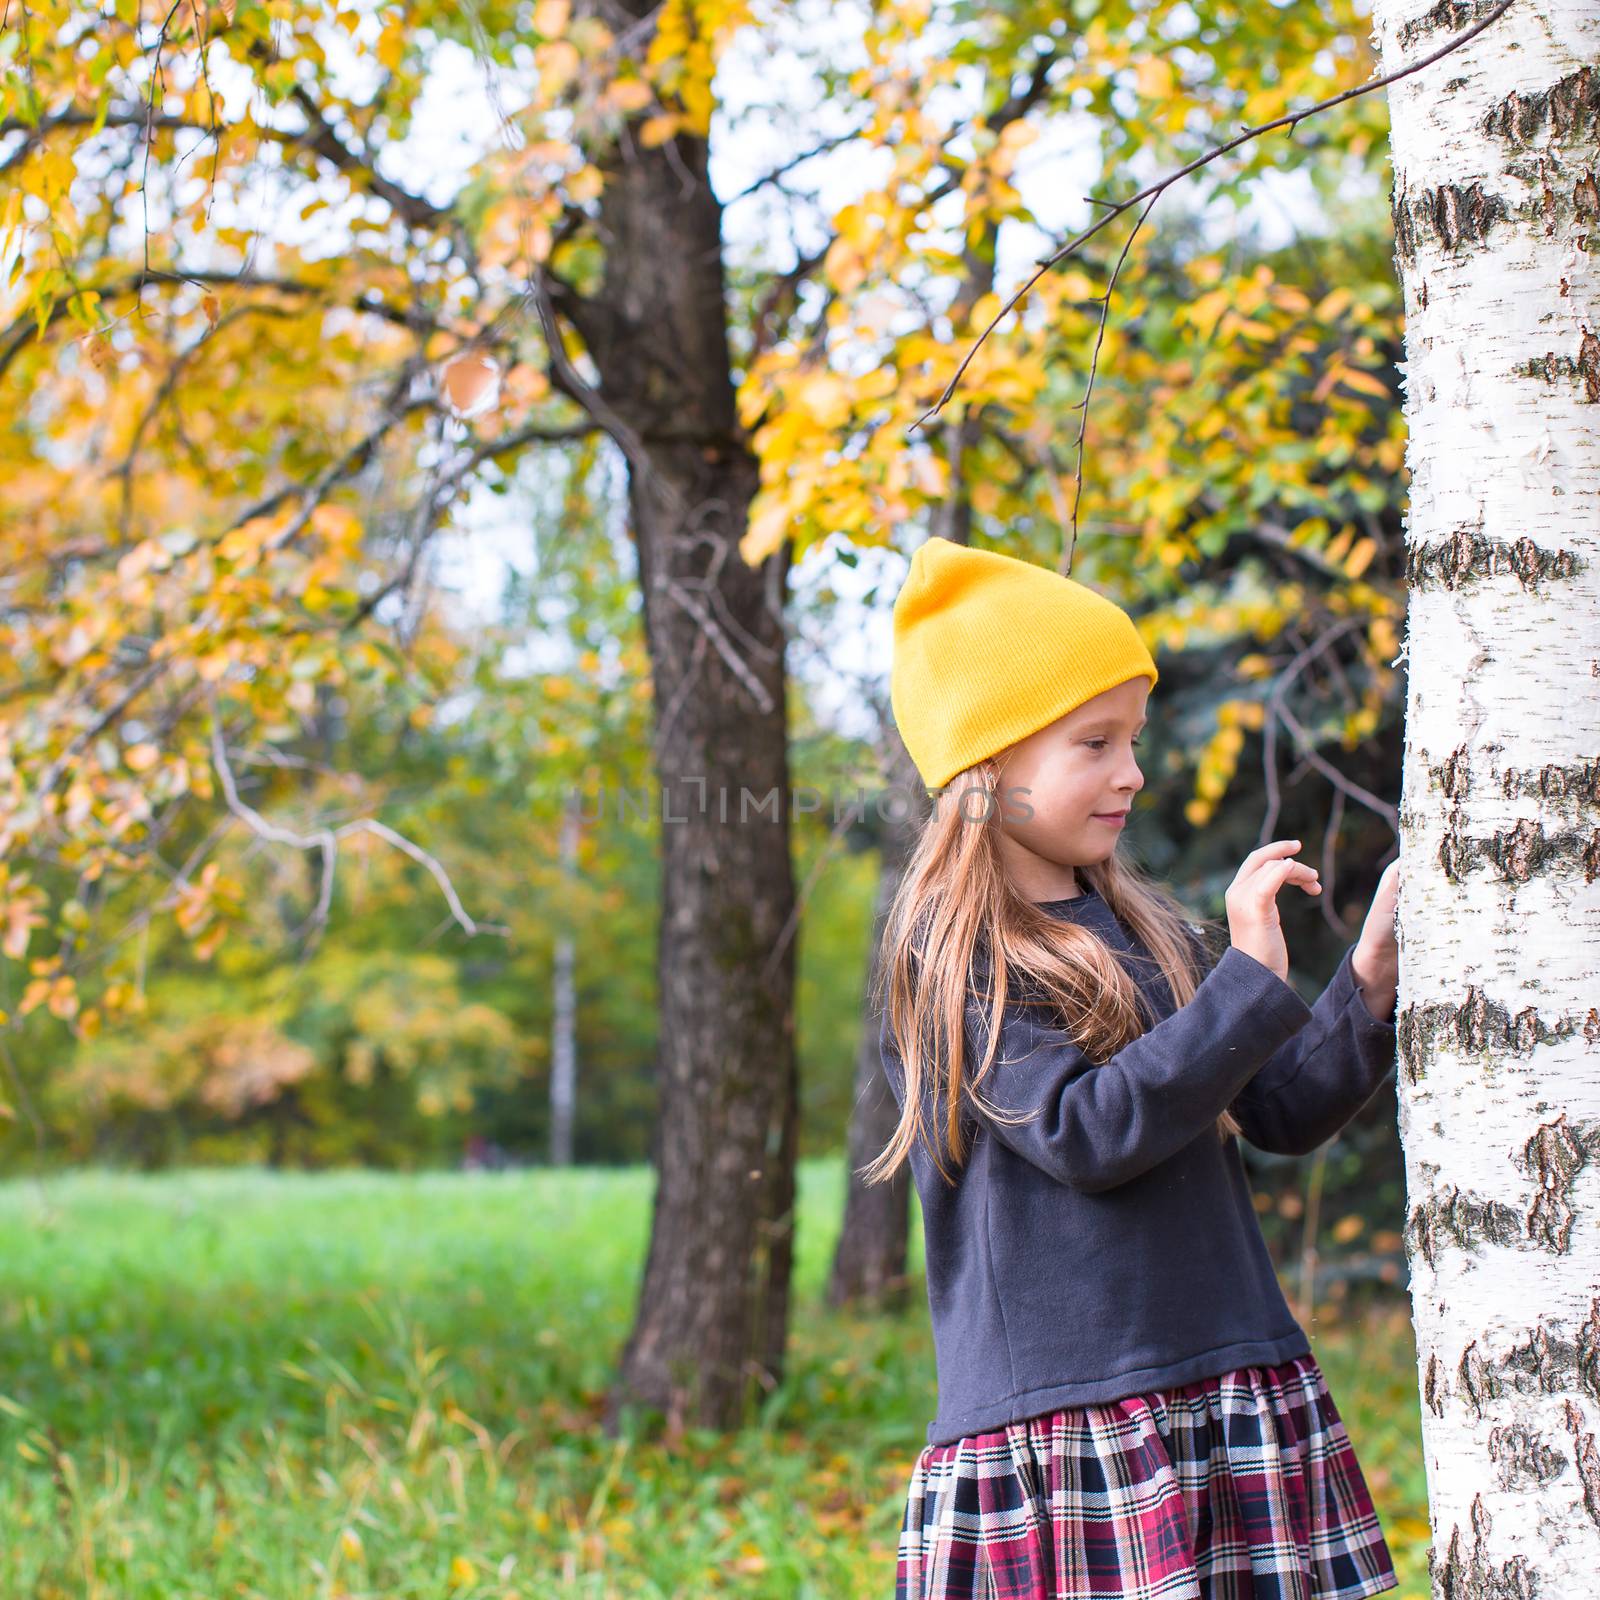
[{"x1": 895, "y1": 1351, "x2": 1399, "y2": 1600}]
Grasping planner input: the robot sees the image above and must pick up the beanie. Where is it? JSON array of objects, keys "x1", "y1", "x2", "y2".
[{"x1": 889, "y1": 537, "x2": 1159, "y2": 791}]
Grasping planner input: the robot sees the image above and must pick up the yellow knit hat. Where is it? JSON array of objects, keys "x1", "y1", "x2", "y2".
[{"x1": 890, "y1": 538, "x2": 1159, "y2": 790}]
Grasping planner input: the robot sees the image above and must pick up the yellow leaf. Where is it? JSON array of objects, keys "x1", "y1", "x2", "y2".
[
  {"x1": 1338, "y1": 367, "x2": 1390, "y2": 399},
  {"x1": 310, "y1": 503, "x2": 362, "y2": 548},
  {"x1": 1229, "y1": 316, "x2": 1276, "y2": 342},
  {"x1": 1344, "y1": 536, "x2": 1378, "y2": 579},
  {"x1": 533, "y1": 0, "x2": 570, "y2": 34},
  {"x1": 566, "y1": 165, "x2": 604, "y2": 203},
  {"x1": 1134, "y1": 56, "x2": 1175, "y2": 100},
  {"x1": 639, "y1": 114, "x2": 679, "y2": 148},
  {"x1": 1314, "y1": 286, "x2": 1354, "y2": 323},
  {"x1": 970, "y1": 479, "x2": 1002, "y2": 516},
  {"x1": 608, "y1": 77, "x2": 653, "y2": 114},
  {"x1": 376, "y1": 20, "x2": 405, "y2": 70},
  {"x1": 740, "y1": 494, "x2": 792, "y2": 566}
]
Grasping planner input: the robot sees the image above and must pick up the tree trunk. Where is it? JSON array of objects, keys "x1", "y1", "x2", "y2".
[
  {"x1": 559, "y1": 92, "x2": 799, "y2": 1438},
  {"x1": 827, "y1": 225, "x2": 993, "y2": 1305},
  {"x1": 1370, "y1": 1, "x2": 1600, "y2": 1591},
  {"x1": 827, "y1": 719, "x2": 922, "y2": 1310},
  {"x1": 549, "y1": 792, "x2": 580, "y2": 1168}
]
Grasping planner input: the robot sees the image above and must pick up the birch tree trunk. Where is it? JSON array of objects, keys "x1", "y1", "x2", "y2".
[{"x1": 1369, "y1": 1, "x2": 1600, "y2": 1592}]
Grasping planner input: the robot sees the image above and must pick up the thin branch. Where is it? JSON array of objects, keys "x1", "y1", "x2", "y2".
[
  {"x1": 284, "y1": 82, "x2": 449, "y2": 232},
  {"x1": 112, "y1": 300, "x2": 299, "y2": 538},
  {"x1": 910, "y1": 0, "x2": 1517, "y2": 432},
  {"x1": 1059, "y1": 190, "x2": 1159, "y2": 576},
  {"x1": 529, "y1": 263, "x2": 686, "y2": 516},
  {"x1": 207, "y1": 690, "x2": 508, "y2": 955},
  {"x1": 1257, "y1": 616, "x2": 1398, "y2": 854},
  {"x1": 0, "y1": 268, "x2": 442, "y2": 380},
  {"x1": 721, "y1": 125, "x2": 871, "y2": 205}
]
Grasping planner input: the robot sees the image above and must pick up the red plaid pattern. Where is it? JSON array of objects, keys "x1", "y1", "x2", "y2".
[{"x1": 895, "y1": 1351, "x2": 1399, "y2": 1599}]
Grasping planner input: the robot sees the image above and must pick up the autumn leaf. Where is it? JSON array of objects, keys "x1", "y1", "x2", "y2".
[{"x1": 441, "y1": 353, "x2": 502, "y2": 419}]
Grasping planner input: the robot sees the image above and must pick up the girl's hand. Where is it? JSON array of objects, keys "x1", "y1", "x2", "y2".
[
  {"x1": 1225, "y1": 839, "x2": 1322, "y2": 982},
  {"x1": 1351, "y1": 858, "x2": 1400, "y2": 1022}
]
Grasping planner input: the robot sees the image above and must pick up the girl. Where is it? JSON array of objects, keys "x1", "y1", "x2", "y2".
[{"x1": 865, "y1": 537, "x2": 1402, "y2": 1600}]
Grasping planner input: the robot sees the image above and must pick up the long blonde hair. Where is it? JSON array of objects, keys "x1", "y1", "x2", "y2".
[{"x1": 861, "y1": 754, "x2": 1242, "y2": 1189}]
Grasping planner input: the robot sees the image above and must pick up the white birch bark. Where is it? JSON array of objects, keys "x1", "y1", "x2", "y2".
[{"x1": 1369, "y1": 0, "x2": 1600, "y2": 1593}]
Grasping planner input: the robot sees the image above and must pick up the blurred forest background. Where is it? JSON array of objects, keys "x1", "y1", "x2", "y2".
[
  {"x1": 1, "y1": 0, "x2": 1426, "y2": 1590},
  {"x1": 0, "y1": 0, "x2": 1407, "y2": 1271}
]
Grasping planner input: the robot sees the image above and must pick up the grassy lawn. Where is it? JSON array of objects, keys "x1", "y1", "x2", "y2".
[{"x1": 0, "y1": 1165, "x2": 1429, "y2": 1598}]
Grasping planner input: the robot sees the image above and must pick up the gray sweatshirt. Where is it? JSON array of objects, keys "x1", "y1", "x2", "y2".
[{"x1": 878, "y1": 880, "x2": 1398, "y2": 1447}]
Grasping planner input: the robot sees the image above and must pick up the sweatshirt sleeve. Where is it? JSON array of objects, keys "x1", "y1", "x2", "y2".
[
  {"x1": 963, "y1": 945, "x2": 1315, "y2": 1194},
  {"x1": 1226, "y1": 943, "x2": 1398, "y2": 1156}
]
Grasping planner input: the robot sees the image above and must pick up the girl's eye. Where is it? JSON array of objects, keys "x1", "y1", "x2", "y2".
[{"x1": 1087, "y1": 738, "x2": 1144, "y2": 751}]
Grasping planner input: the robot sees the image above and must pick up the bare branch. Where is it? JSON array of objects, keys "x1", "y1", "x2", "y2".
[
  {"x1": 722, "y1": 125, "x2": 872, "y2": 206},
  {"x1": 529, "y1": 263, "x2": 687, "y2": 515},
  {"x1": 207, "y1": 690, "x2": 508, "y2": 955},
  {"x1": 1257, "y1": 616, "x2": 1398, "y2": 851},
  {"x1": 0, "y1": 268, "x2": 443, "y2": 380},
  {"x1": 284, "y1": 83, "x2": 449, "y2": 232},
  {"x1": 1059, "y1": 190, "x2": 1159, "y2": 576}
]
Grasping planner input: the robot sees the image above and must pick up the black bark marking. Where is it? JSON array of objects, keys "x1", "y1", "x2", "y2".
[
  {"x1": 1439, "y1": 747, "x2": 1473, "y2": 801},
  {"x1": 1392, "y1": 180, "x2": 1509, "y2": 262},
  {"x1": 1432, "y1": 1306, "x2": 1600, "y2": 1426},
  {"x1": 1407, "y1": 1185, "x2": 1527, "y2": 1271},
  {"x1": 1471, "y1": 1489, "x2": 1491, "y2": 1540},
  {"x1": 1434, "y1": 183, "x2": 1510, "y2": 248},
  {"x1": 1515, "y1": 338, "x2": 1600, "y2": 402},
  {"x1": 1487, "y1": 1421, "x2": 1569, "y2": 1489},
  {"x1": 1406, "y1": 1132, "x2": 1600, "y2": 1270},
  {"x1": 1398, "y1": 1002, "x2": 1426, "y2": 1085},
  {"x1": 1581, "y1": 328, "x2": 1600, "y2": 403},
  {"x1": 1514, "y1": 755, "x2": 1600, "y2": 807},
  {"x1": 1518, "y1": 1116, "x2": 1587, "y2": 1253},
  {"x1": 1398, "y1": 0, "x2": 1513, "y2": 52},
  {"x1": 1502, "y1": 1322, "x2": 1575, "y2": 1396},
  {"x1": 1458, "y1": 1339, "x2": 1504, "y2": 1420},
  {"x1": 1434, "y1": 1516, "x2": 1539, "y2": 1598},
  {"x1": 1426, "y1": 1348, "x2": 1449, "y2": 1416},
  {"x1": 1436, "y1": 811, "x2": 1600, "y2": 887},
  {"x1": 1427, "y1": 748, "x2": 1600, "y2": 812},
  {"x1": 1392, "y1": 179, "x2": 1416, "y2": 266},
  {"x1": 1565, "y1": 1397, "x2": 1600, "y2": 1528},
  {"x1": 1578, "y1": 1296, "x2": 1600, "y2": 1407},
  {"x1": 1482, "y1": 66, "x2": 1600, "y2": 149},
  {"x1": 1405, "y1": 527, "x2": 1585, "y2": 590}
]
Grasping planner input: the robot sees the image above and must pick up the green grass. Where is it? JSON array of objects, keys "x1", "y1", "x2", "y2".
[{"x1": 0, "y1": 1164, "x2": 1430, "y2": 1598}]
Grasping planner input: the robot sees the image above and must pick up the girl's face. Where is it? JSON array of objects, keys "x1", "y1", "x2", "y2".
[{"x1": 992, "y1": 678, "x2": 1149, "y2": 896}]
